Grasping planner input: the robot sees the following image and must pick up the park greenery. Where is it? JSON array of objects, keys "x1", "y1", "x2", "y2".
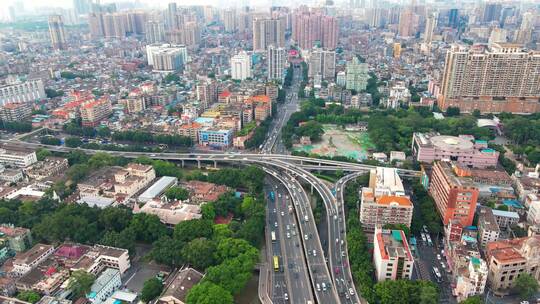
[
  {"x1": 344, "y1": 174, "x2": 439, "y2": 304},
  {"x1": 497, "y1": 112, "x2": 540, "y2": 166},
  {"x1": 164, "y1": 186, "x2": 190, "y2": 201},
  {"x1": 515, "y1": 273, "x2": 539, "y2": 300},
  {"x1": 16, "y1": 291, "x2": 41, "y2": 303},
  {"x1": 282, "y1": 96, "x2": 495, "y2": 155}
]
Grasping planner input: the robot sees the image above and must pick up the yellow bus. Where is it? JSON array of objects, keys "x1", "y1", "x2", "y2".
[{"x1": 273, "y1": 256, "x2": 279, "y2": 272}]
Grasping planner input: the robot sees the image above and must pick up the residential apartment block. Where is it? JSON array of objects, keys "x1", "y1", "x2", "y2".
[
  {"x1": 0, "y1": 80, "x2": 45, "y2": 106},
  {"x1": 359, "y1": 168, "x2": 413, "y2": 230},
  {"x1": 0, "y1": 103, "x2": 32, "y2": 122},
  {"x1": 373, "y1": 227, "x2": 414, "y2": 281},
  {"x1": 0, "y1": 147, "x2": 38, "y2": 168},
  {"x1": 439, "y1": 43, "x2": 540, "y2": 114},
  {"x1": 80, "y1": 97, "x2": 112, "y2": 127}
]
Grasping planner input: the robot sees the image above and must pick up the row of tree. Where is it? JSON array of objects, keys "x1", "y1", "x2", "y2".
[{"x1": 112, "y1": 130, "x2": 191, "y2": 147}]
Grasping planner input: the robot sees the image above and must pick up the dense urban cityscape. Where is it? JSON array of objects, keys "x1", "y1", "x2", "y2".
[{"x1": 0, "y1": 0, "x2": 539, "y2": 304}]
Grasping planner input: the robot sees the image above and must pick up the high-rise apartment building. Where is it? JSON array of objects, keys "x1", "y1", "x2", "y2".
[
  {"x1": 48, "y1": 15, "x2": 67, "y2": 50},
  {"x1": 222, "y1": 9, "x2": 237, "y2": 32},
  {"x1": 308, "y1": 49, "x2": 335, "y2": 80},
  {"x1": 292, "y1": 12, "x2": 339, "y2": 50},
  {"x1": 345, "y1": 57, "x2": 369, "y2": 92},
  {"x1": 253, "y1": 18, "x2": 285, "y2": 51},
  {"x1": 81, "y1": 97, "x2": 113, "y2": 127},
  {"x1": 146, "y1": 44, "x2": 186, "y2": 72},
  {"x1": 515, "y1": 12, "x2": 534, "y2": 44},
  {"x1": 321, "y1": 15, "x2": 338, "y2": 50},
  {"x1": 267, "y1": 45, "x2": 287, "y2": 81},
  {"x1": 424, "y1": 13, "x2": 437, "y2": 44},
  {"x1": 230, "y1": 52, "x2": 252, "y2": 81},
  {"x1": 145, "y1": 21, "x2": 165, "y2": 43},
  {"x1": 439, "y1": 43, "x2": 540, "y2": 113},
  {"x1": 73, "y1": 0, "x2": 91, "y2": 15},
  {"x1": 429, "y1": 161, "x2": 479, "y2": 227},
  {"x1": 166, "y1": 2, "x2": 179, "y2": 30},
  {"x1": 398, "y1": 8, "x2": 414, "y2": 38},
  {"x1": 482, "y1": 3, "x2": 502, "y2": 23},
  {"x1": 373, "y1": 227, "x2": 414, "y2": 281}
]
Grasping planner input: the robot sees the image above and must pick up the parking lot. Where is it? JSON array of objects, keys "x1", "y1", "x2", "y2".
[{"x1": 121, "y1": 244, "x2": 170, "y2": 293}]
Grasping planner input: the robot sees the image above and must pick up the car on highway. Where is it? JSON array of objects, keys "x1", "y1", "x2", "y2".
[
  {"x1": 284, "y1": 293, "x2": 288, "y2": 301},
  {"x1": 316, "y1": 283, "x2": 321, "y2": 292},
  {"x1": 322, "y1": 282, "x2": 327, "y2": 291},
  {"x1": 437, "y1": 254, "x2": 441, "y2": 260},
  {"x1": 287, "y1": 233, "x2": 290, "y2": 239},
  {"x1": 312, "y1": 250, "x2": 316, "y2": 256},
  {"x1": 304, "y1": 234, "x2": 308, "y2": 240},
  {"x1": 281, "y1": 211, "x2": 285, "y2": 216},
  {"x1": 349, "y1": 288, "x2": 355, "y2": 295},
  {"x1": 274, "y1": 222, "x2": 278, "y2": 227}
]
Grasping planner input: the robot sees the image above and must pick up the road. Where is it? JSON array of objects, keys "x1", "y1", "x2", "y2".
[
  {"x1": 335, "y1": 173, "x2": 368, "y2": 303},
  {"x1": 265, "y1": 166, "x2": 338, "y2": 304},
  {"x1": 264, "y1": 180, "x2": 290, "y2": 304},
  {"x1": 266, "y1": 175, "x2": 314, "y2": 304}
]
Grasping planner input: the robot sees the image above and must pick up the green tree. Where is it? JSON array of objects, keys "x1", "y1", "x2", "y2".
[
  {"x1": 141, "y1": 277, "x2": 163, "y2": 302},
  {"x1": 459, "y1": 296, "x2": 482, "y2": 304},
  {"x1": 129, "y1": 213, "x2": 168, "y2": 243},
  {"x1": 445, "y1": 106, "x2": 460, "y2": 117},
  {"x1": 36, "y1": 148, "x2": 52, "y2": 161},
  {"x1": 186, "y1": 282, "x2": 233, "y2": 304},
  {"x1": 65, "y1": 137, "x2": 83, "y2": 148},
  {"x1": 16, "y1": 291, "x2": 41, "y2": 303},
  {"x1": 165, "y1": 186, "x2": 190, "y2": 201},
  {"x1": 515, "y1": 273, "x2": 539, "y2": 300},
  {"x1": 215, "y1": 238, "x2": 258, "y2": 263},
  {"x1": 173, "y1": 219, "x2": 214, "y2": 242},
  {"x1": 182, "y1": 238, "x2": 216, "y2": 270},
  {"x1": 149, "y1": 236, "x2": 184, "y2": 266},
  {"x1": 40, "y1": 136, "x2": 61, "y2": 146},
  {"x1": 68, "y1": 270, "x2": 95, "y2": 299},
  {"x1": 204, "y1": 255, "x2": 255, "y2": 295}
]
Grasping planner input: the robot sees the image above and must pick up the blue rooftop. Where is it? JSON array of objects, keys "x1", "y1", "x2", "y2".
[
  {"x1": 503, "y1": 199, "x2": 524, "y2": 209},
  {"x1": 492, "y1": 209, "x2": 520, "y2": 219}
]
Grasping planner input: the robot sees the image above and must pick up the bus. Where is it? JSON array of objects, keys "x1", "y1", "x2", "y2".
[
  {"x1": 432, "y1": 267, "x2": 443, "y2": 282},
  {"x1": 269, "y1": 191, "x2": 275, "y2": 201},
  {"x1": 271, "y1": 231, "x2": 276, "y2": 242},
  {"x1": 273, "y1": 256, "x2": 279, "y2": 272}
]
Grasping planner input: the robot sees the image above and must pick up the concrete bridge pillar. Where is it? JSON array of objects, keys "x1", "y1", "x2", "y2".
[
  {"x1": 300, "y1": 160, "x2": 303, "y2": 165},
  {"x1": 181, "y1": 160, "x2": 184, "y2": 168},
  {"x1": 197, "y1": 160, "x2": 201, "y2": 169},
  {"x1": 214, "y1": 160, "x2": 217, "y2": 168},
  {"x1": 311, "y1": 184, "x2": 314, "y2": 195}
]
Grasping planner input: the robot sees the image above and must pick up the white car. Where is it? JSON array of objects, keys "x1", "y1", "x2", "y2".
[
  {"x1": 287, "y1": 233, "x2": 291, "y2": 239},
  {"x1": 437, "y1": 254, "x2": 441, "y2": 260},
  {"x1": 349, "y1": 288, "x2": 355, "y2": 295},
  {"x1": 274, "y1": 222, "x2": 278, "y2": 227},
  {"x1": 304, "y1": 234, "x2": 308, "y2": 240}
]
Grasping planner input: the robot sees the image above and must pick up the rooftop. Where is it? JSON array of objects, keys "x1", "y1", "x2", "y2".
[
  {"x1": 375, "y1": 228, "x2": 413, "y2": 261},
  {"x1": 14, "y1": 244, "x2": 53, "y2": 265},
  {"x1": 159, "y1": 268, "x2": 203, "y2": 304}
]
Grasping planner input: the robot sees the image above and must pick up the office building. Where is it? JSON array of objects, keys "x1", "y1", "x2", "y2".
[
  {"x1": 198, "y1": 128, "x2": 233, "y2": 148},
  {"x1": 0, "y1": 146, "x2": 38, "y2": 168},
  {"x1": 0, "y1": 103, "x2": 32, "y2": 122},
  {"x1": 482, "y1": 3, "x2": 501, "y2": 23},
  {"x1": 429, "y1": 161, "x2": 479, "y2": 227},
  {"x1": 48, "y1": 15, "x2": 67, "y2": 50},
  {"x1": 439, "y1": 43, "x2": 540, "y2": 114},
  {"x1": 145, "y1": 21, "x2": 165, "y2": 43},
  {"x1": 412, "y1": 132, "x2": 499, "y2": 168},
  {"x1": 231, "y1": 52, "x2": 252, "y2": 80},
  {"x1": 393, "y1": 43, "x2": 401, "y2": 58},
  {"x1": 373, "y1": 227, "x2": 414, "y2": 281},
  {"x1": 80, "y1": 97, "x2": 112, "y2": 127},
  {"x1": 345, "y1": 57, "x2": 369, "y2": 92},
  {"x1": 0, "y1": 79, "x2": 45, "y2": 106},
  {"x1": 308, "y1": 49, "x2": 335, "y2": 80},
  {"x1": 267, "y1": 45, "x2": 287, "y2": 81},
  {"x1": 253, "y1": 18, "x2": 285, "y2": 51},
  {"x1": 486, "y1": 236, "x2": 540, "y2": 295},
  {"x1": 360, "y1": 167, "x2": 412, "y2": 230}
]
